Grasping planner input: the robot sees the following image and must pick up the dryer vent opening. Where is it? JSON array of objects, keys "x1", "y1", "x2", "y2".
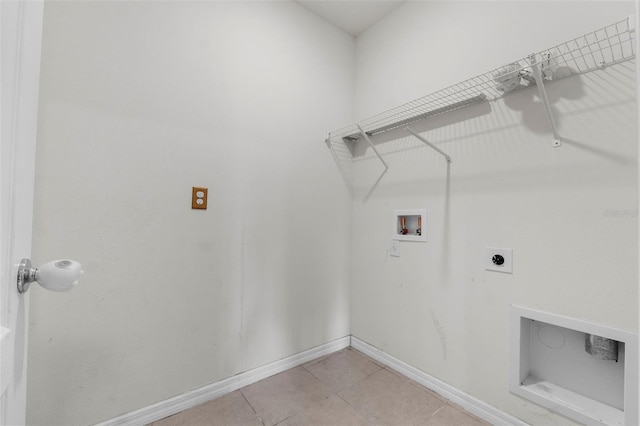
[{"x1": 585, "y1": 334, "x2": 619, "y2": 361}]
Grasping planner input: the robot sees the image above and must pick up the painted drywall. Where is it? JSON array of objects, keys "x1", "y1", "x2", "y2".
[
  {"x1": 28, "y1": 2, "x2": 353, "y2": 424},
  {"x1": 350, "y1": 2, "x2": 637, "y2": 426}
]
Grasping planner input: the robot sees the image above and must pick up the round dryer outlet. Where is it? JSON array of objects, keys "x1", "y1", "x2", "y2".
[{"x1": 485, "y1": 248, "x2": 513, "y2": 273}]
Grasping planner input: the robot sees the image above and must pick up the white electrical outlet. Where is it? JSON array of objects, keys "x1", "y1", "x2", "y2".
[
  {"x1": 390, "y1": 239, "x2": 400, "y2": 257},
  {"x1": 485, "y1": 247, "x2": 513, "y2": 273}
]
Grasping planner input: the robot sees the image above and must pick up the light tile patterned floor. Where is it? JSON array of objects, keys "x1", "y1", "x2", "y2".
[{"x1": 150, "y1": 348, "x2": 490, "y2": 426}]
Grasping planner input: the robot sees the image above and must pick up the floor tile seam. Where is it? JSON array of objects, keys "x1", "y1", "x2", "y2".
[
  {"x1": 344, "y1": 352, "x2": 389, "y2": 375},
  {"x1": 304, "y1": 367, "x2": 339, "y2": 397},
  {"x1": 304, "y1": 348, "x2": 354, "y2": 372},
  {"x1": 378, "y1": 365, "x2": 449, "y2": 404},
  {"x1": 239, "y1": 388, "x2": 266, "y2": 426},
  {"x1": 302, "y1": 350, "x2": 337, "y2": 370},
  {"x1": 287, "y1": 394, "x2": 375, "y2": 426},
  {"x1": 348, "y1": 348, "x2": 386, "y2": 369},
  {"x1": 300, "y1": 371, "x2": 342, "y2": 396},
  {"x1": 302, "y1": 356, "x2": 382, "y2": 396},
  {"x1": 300, "y1": 362, "x2": 327, "y2": 387},
  {"x1": 274, "y1": 351, "x2": 458, "y2": 423},
  {"x1": 328, "y1": 362, "x2": 384, "y2": 397},
  {"x1": 272, "y1": 412, "x2": 297, "y2": 426},
  {"x1": 347, "y1": 348, "x2": 454, "y2": 408},
  {"x1": 336, "y1": 387, "x2": 444, "y2": 426},
  {"x1": 336, "y1": 383, "x2": 444, "y2": 421},
  {"x1": 333, "y1": 391, "x2": 376, "y2": 425},
  {"x1": 367, "y1": 366, "x2": 449, "y2": 417},
  {"x1": 356, "y1": 364, "x2": 385, "y2": 386},
  {"x1": 308, "y1": 350, "x2": 379, "y2": 373}
]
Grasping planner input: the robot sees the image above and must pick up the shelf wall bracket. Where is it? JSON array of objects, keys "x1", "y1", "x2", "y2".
[
  {"x1": 529, "y1": 53, "x2": 562, "y2": 148},
  {"x1": 325, "y1": 137, "x2": 354, "y2": 195},
  {"x1": 357, "y1": 124, "x2": 389, "y2": 173},
  {"x1": 405, "y1": 127, "x2": 452, "y2": 163}
]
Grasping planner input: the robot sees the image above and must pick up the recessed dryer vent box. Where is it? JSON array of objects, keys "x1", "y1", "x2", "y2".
[
  {"x1": 510, "y1": 305, "x2": 638, "y2": 426},
  {"x1": 393, "y1": 209, "x2": 426, "y2": 242}
]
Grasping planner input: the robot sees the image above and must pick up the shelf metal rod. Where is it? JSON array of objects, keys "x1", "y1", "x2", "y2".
[
  {"x1": 325, "y1": 138, "x2": 353, "y2": 194},
  {"x1": 357, "y1": 124, "x2": 389, "y2": 172},
  {"x1": 343, "y1": 94, "x2": 487, "y2": 142},
  {"x1": 405, "y1": 127, "x2": 452, "y2": 163},
  {"x1": 529, "y1": 54, "x2": 562, "y2": 147}
]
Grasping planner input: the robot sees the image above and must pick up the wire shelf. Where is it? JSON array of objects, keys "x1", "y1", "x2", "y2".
[{"x1": 327, "y1": 17, "x2": 635, "y2": 147}]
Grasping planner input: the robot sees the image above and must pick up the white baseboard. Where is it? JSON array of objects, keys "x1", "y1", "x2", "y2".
[
  {"x1": 98, "y1": 335, "x2": 525, "y2": 426},
  {"x1": 350, "y1": 336, "x2": 528, "y2": 426},
  {"x1": 97, "y1": 336, "x2": 351, "y2": 426}
]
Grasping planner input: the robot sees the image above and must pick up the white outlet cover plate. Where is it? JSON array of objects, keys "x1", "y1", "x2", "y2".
[
  {"x1": 390, "y1": 239, "x2": 400, "y2": 257},
  {"x1": 485, "y1": 247, "x2": 513, "y2": 273}
]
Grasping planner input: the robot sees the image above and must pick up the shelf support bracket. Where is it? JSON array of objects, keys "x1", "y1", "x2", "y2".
[
  {"x1": 529, "y1": 54, "x2": 562, "y2": 148},
  {"x1": 357, "y1": 124, "x2": 389, "y2": 172},
  {"x1": 405, "y1": 127, "x2": 452, "y2": 163},
  {"x1": 325, "y1": 137, "x2": 354, "y2": 195}
]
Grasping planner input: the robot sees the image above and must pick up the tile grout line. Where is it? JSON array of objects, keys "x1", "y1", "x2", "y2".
[
  {"x1": 335, "y1": 358, "x2": 450, "y2": 424},
  {"x1": 239, "y1": 389, "x2": 265, "y2": 426},
  {"x1": 304, "y1": 348, "x2": 381, "y2": 425},
  {"x1": 331, "y1": 363, "x2": 386, "y2": 426},
  {"x1": 151, "y1": 341, "x2": 490, "y2": 426},
  {"x1": 333, "y1": 392, "x2": 376, "y2": 426},
  {"x1": 273, "y1": 413, "x2": 297, "y2": 426},
  {"x1": 379, "y1": 363, "x2": 449, "y2": 404}
]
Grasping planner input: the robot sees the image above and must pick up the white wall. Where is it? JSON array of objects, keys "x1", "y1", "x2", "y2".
[
  {"x1": 29, "y1": 2, "x2": 639, "y2": 425},
  {"x1": 28, "y1": 2, "x2": 353, "y2": 425},
  {"x1": 351, "y1": 2, "x2": 637, "y2": 425}
]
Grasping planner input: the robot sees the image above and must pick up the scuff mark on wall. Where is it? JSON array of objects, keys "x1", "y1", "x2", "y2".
[{"x1": 429, "y1": 308, "x2": 447, "y2": 359}]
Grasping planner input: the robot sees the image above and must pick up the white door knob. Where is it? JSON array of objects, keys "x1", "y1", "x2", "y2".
[{"x1": 17, "y1": 258, "x2": 83, "y2": 294}]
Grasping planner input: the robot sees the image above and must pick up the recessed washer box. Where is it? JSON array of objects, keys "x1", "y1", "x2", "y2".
[
  {"x1": 392, "y1": 209, "x2": 426, "y2": 242},
  {"x1": 510, "y1": 305, "x2": 638, "y2": 426}
]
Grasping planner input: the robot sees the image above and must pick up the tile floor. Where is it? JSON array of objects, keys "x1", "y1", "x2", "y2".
[{"x1": 150, "y1": 348, "x2": 490, "y2": 426}]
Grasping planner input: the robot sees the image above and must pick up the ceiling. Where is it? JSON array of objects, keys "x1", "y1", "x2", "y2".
[{"x1": 296, "y1": 1, "x2": 406, "y2": 37}]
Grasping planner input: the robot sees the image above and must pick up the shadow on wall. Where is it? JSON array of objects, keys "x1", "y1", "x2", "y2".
[
  {"x1": 351, "y1": 62, "x2": 635, "y2": 170},
  {"x1": 350, "y1": 102, "x2": 490, "y2": 201},
  {"x1": 339, "y1": 59, "x2": 636, "y2": 203},
  {"x1": 503, "y1": 65, "x2": 635, "y2": 166},
  {"x1": 503, "y1": 66, "x2": 584, "y2": 134},
  {"x1": 348, "y1": 65, "x2": 584, "y2": 160}
]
